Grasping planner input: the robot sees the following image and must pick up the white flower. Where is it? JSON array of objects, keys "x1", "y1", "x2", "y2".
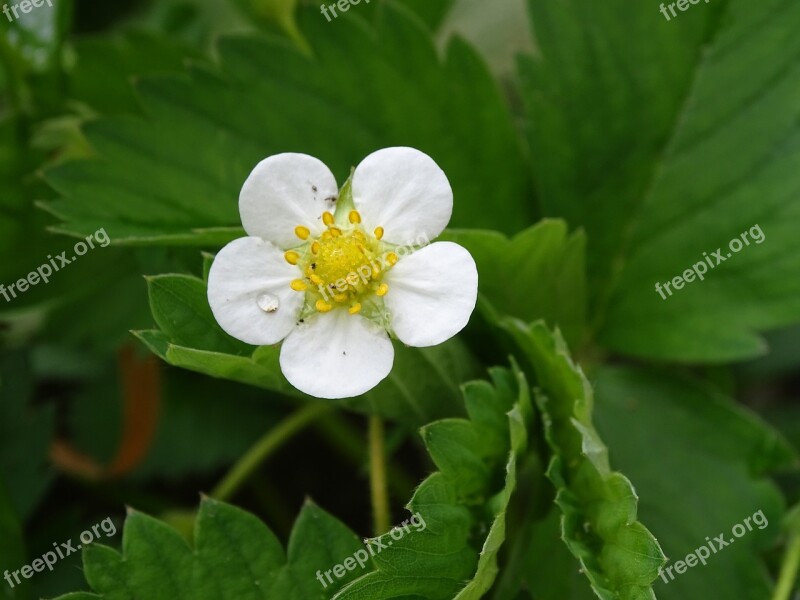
[{"x1": 207, "y1": 147, "x2": 478, "y2": 399}]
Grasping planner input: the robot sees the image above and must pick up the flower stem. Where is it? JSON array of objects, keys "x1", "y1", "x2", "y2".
[
  {"x1": 369, "y1": 415, "x2": 390, "y2": 535},
  {"x1": 212, "y1": 402, "x2": 331, "y2": 502},
  {"x1": 774, "y1": 534, "x2": 800, "y2": 600}
]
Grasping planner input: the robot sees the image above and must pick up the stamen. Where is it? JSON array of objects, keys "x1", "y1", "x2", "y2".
[
  {"x1": 316, "y1": 299, "x2": 333, "y2": 313},
  {"x1": 310, "y1": 274, "x2": 324, "y2": 285},
  {"x1": 329, "y1": 227, "x2": 342, "y2": 237},
  {"x1": 376, "y1": 283, "x2": 389, "y2": 297},
  {"x1": 290, "y1": 279, "x2": 307, "y2": 292},
  {"x1": 311, "y1": 242, "x2": 320, "y2": 254},
  {"x1": 322, "y1": 211, "x2": 335, "y2": 226},
  {"x1": 295, "y1": 226, "x2": 310, "y2": 240},
  {"x1": 349, "y1": 210, "x2": 361, "y2": 224},
  {"x1": 374, "y1": 226, "x2": 384, "y2": 240},
  {"x1": 333, "y1": 293, "x2": 348, "y2": 303},
  {"x1": 386, "y1": 252, "x2": 398, "y2": 266},
  {"x1": 349, "y1": 303, "x2": 362, "y2": 315},
  {"x1": 284, "y1": 251, "x2": 300, "y2": 265}
]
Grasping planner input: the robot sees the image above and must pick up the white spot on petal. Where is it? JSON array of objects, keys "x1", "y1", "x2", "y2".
[{"x1": 257, "y1": 293, "x2": 280, "y2": 313}]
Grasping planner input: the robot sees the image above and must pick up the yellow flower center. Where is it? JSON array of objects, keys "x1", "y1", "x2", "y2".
[{"x1": 285, "y1": 210, "x2": 393, "y2": 315}]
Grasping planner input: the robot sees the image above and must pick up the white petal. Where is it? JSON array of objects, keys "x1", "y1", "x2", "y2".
[
  {"x1": 352, "y1": 147, "x2": 453, "y2": 246},
  {"x1": 239, "y1": 153, "x2": 339, "y2": 249},
  {"x1": 207, "y1": 237, "x2": 303, "y2": 345},
  {"x1": 384, "y1": 242, "x2": 478, "y2": 347},
  {"x1": 280, "y1": 311, "x2": 394, "y2": 399}
]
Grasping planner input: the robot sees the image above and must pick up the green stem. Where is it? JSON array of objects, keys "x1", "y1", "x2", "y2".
[
  {"x1": 368, "y1": 415, "x2": 390, "y2": 534},
  {"x1": 774, "y1": 534, "x2": 800, "y2": 600},
  {"x1": 212, "y1": 402, "x2": 331, "y2": 502},
  {"x1": 312, "y1": 414, "x2": 416, "y2": 498}
]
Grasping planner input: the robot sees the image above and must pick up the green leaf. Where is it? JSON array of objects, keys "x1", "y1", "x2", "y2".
[
  {"x1": 520, "y1": 0, "x2": 800, "y2": 362},
  {"x1": 592, "y1": 366, "x2": 794, "y2": 599},
  {"x1": 66, "y1": 499, "x2": 366, "y2": 600},
  {"x1": 137, "y1": 264, "x2": 480, "y2": 425},
  {"x1": 43, "y1": 3, "x2": 533, "y2": 244},
  {"x1": 442, "y1": 219, "x2": 586, "y2": 348},
  {"x1": 335, "y1": 367, "x2": 532, "y2": 599},
  {"x1": 0, "y1": 351, "x2": 54, "y2": 520},
  {"x1": 502, "y1": 319, "x2": 665, "y2": 600},
  {"x1": 69, "y1": 30, "x2": 204, "y2": 115},
  {"x1": 146, "y1": 274, "x2": 251, "y2": 355},
  {"x1": 393, "y1": 0, "x2": 455, "y2": 30},
  {"x1": 56, "y1": 366, "x2": 532, "y2": 600},
  {"x1": 0, "y1": 0, "x2": 71, "y2": 74},
  {"x1": 0, "y1": 477, "x2": 29, "y2": 600}
]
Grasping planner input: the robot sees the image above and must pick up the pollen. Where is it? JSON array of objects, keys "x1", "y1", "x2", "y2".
[
  {"x1": 295, "y1": 226, "x2": 310, "y2": 240},
  {"x1": 295, "y1": 213, "x2": 391, "y2": 316}
]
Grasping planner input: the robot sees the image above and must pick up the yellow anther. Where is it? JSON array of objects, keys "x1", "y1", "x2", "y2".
[
  {"x1": 310, "y1": 274, "x2": 324, "y2": 285},
  {"x1": 372, "y1": 263, "x2": 381, "y2": 276},
  {"x1": 349, "y1": 303, "x2": 362, "y2": 315},
  {"x1": 295, "y1": 226, "x2": 310, "y2": 240},
  {"x1": 386, "y1": 252, "x2": 398, "y2": 266},
  {"x1": 329, "y1": 227, "x2": 342, "y2": 237},
  {"x1": 284, "y1": 251, "x2": 300, "y2": 265},
  {"x1": 290, "y1": 279, "x2": 308, "y2": 292},
  {"x1": 311, "y1": 242, "x2": 320, "y2": 254},
  {"x1": 322, "y1": 211, "x2": 335, "y2": 226},
  {"x1": 321, "y1": 231, "x2": 333, "y2": 240},
  {"x1": 349, "y1": 210, "x2": 361, "y2": 224},
  {"x1": 316, "y1": 299, "x2": 333, "y2": 313},
  {"x1": 333, "y1": 293, "x2": 348, "y2": 303},
  {"x1": 374, "y1": 226, "x2": 384, "y2": 240},
  {"x1": 376, "y1": 283, "x2": 389, "y2": 297}
]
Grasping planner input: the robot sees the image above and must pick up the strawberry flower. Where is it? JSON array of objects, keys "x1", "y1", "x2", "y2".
[{"x1": 207, "y1": 147, "x2": 478, "y2": 399}]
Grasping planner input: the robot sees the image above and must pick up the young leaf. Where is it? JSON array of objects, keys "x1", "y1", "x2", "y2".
[
  {"x1": 70, "y1": 499, "x2": 366, "y2": 600},
  {"x1": 502, "y1": 319, "x2": 665, "y2": 600},
  {"x1": 55, "y1": 366, "x2": 533, "y2": 600},
  {"x1": 335, "y1": 367, "x2": 532, "y2": 599},
  {"x1": 521, "y1": 0, "x2": 800, "y2": 362}
]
